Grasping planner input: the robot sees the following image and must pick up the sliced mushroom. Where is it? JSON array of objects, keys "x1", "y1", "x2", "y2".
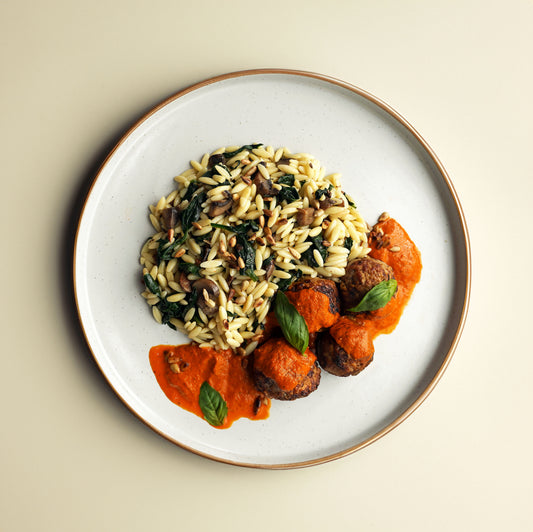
[
  {"x1": 252, "y1": 170, "x2": 278, "y2": 198},
  {"x1": 208, "y1": 153, "x2": 226, "y2": 168},
  {"x1": 192, "y1": 279, "x2": 220, "y2": 317},
  {"x1": 296, "y1": 207, "x2": 315, "y2": 226},
  {"x1": 319, "y1": 197, "x2": 342, "y2": 210},
  {"x1": 160, "y1": 207, "x2": 180, "y2": 230},
  {"x1": 264, "y1": 260, "x2": 275, "y2": 280},
  {"x1": 208, "y1": 191, "x2": 233, "y2": 217}
]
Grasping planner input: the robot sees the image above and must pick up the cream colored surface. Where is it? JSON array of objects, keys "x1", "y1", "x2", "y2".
[{"x1": 1, "y1": 0, "x2": 531, "y2": 530}]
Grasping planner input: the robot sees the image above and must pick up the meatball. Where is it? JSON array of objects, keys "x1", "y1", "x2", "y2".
[
  {"x1": 315, "y1": 316, "x2": 374, "y2": 377},
  {"x1": 252, "y1": 337, "x2": 321, "y2": 400},
  {"x1": 339, "y1": 257, "x2": 395, "y2": 311},
  {"x1": 285, "y1": 277, "x2": 340, "y2": 332}
]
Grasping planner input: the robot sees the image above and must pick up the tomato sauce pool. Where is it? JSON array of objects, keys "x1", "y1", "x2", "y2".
[{"x1": 148, "y1": 217, "x2": 421, "y2": 428}]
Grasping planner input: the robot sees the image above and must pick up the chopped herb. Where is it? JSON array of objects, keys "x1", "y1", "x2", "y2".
[{"x1": 344, "y1": 236, "x2": 354, "y2": 251}]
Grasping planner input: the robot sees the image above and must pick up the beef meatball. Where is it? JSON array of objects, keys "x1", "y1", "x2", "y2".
[
  {"x1": 339, "y1": 257, "x2": 395, "y2": 311},
  {"x1": 285, "y1": 277, "x2": 340, "y2": 332},
  {"x1": 315, "y1": 316, "x2": 374, "y2": 377},
  {"x1": 252, "y1": 337, "x2": 321, "y2": 400}
]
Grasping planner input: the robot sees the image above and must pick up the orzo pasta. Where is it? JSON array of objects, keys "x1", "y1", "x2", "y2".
[{"x1": 139, "y1": 144, "x2": 370, "y2": 351}]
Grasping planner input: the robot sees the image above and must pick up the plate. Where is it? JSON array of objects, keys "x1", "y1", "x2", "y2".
[{"x1": 74, "y1": 69, "x2": 470, "y2": 468}]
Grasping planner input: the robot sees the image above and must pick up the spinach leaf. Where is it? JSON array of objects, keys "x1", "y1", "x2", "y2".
[
  {"x1": 277, "y1": 185, "x2": 299, "y2": 204},
  {"x1": 181, "y1": 191, "x2": 206, "y2": 234},
  {"x1": 302, "y1": 235, "x2": 328, "y2": 267},
  {"x1": 223, "y1": 143, "x2": 263, "y2": 159},
  {"x1": 344, "y1": 236, "x2": 354, "y2": 251},
  {"x1": 177, "y1": 262, "x2": 201, "y2": 276},
  {"x1": 277, "y1": 174, "x2": 295, "y2": 186},
  {"x1": 143, "y1": 273, "x2": 160, "y2": 296},
  {"x1": 201, "y1": 165, "x2": 231, "y2": 179},
  {"x1": 275, "y1": 268, "x2": 302, "y2": 292},
  {"x1": 274, "y1": 291, "x2": 309, "y2": 354},
  {"x1": 315, "y1": 185, "x2": 333, "y2": 200},
  {"x1": 211, "y1": 220, "x2": 259, "y2": 235},
  {"x1": 343, "y1": 192, "x2": 356, "y2": 208},
  {"x1": 156, "y1": 232, "x2": 188, "y2": 262},
  {"x1": 183, "y1": 180, "x2": 200, "y2": 202},
  {"x1": 348, "y1": 279, "x2": 398, "y2": 313},
  {"x1": 199, "y1": 382, "x2": 228, "y2": 427},
  {"x1": 155, "y1": 298, "x2": 186, "y2": 327},
  {"x1": 235, "y1": 233, "x2": 258, "y2": 281}
]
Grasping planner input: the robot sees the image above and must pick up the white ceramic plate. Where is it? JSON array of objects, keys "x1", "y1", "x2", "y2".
[{"x1": 74, "y1": 69, "x2": 470, "y2": 468}]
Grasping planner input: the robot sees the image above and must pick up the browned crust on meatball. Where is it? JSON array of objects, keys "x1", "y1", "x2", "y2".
[
  {"x1": 252, "y1": 361, "x2": 321, "y2": 401},
  {"x1": 339, "y1": 257, "x2": 395, "y2": 311},
  {"x1": 315, "y1": 330, "x2": 373, "y2": 377},
  {"x1": 286, "y1": 277, "x2": 341, "y2": 315}
]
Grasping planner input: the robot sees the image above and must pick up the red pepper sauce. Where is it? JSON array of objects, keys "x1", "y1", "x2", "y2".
[
  {"x1": 149, "y1": 344, "x2": 269, "y2": 429},
  {"x1": 331, "y1": 217, "x2": 422, "y2": 356},
  {"x1": 149, "y1": 218, "x2": 420, "y2": 428}
]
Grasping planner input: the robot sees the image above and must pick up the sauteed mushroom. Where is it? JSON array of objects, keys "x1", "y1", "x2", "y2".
[
  {"x1": 208, "y1": 191, "x2": 233, "y2": 217},
  {"x1": 192, "y1": 279, "x2": 220, "y2": 317}
]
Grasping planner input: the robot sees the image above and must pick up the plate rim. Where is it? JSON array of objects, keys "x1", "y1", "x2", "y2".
[{"x1": 73, "y1": 68, "x2": 471, "y2": 469}]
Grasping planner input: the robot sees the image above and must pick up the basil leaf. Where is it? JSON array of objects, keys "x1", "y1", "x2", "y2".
[
  {"x1": 344, "y1": 236, "x2": 353, "y2": 251},
  {"x1": 199, "y1": 381, "x2": 228, "y2": 427},
  {"x1": 348, "y1": 279, "x2": 398, "y2": 313},
  {"x1": 274, "y1": 291, "x2": 309, "y2": 354},
  {"x1": 143, "y1": 273, "x2": 160, "y2": 296}
]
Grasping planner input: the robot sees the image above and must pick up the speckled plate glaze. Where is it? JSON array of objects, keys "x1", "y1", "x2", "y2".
[{"x1": 74, "y1": 69, "x2": 470, "y2": 468}]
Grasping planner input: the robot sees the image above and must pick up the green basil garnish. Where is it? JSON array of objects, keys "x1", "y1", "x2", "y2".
[
  {"x1": 199, "y1": 381, "x2": 228, "y2": 427},
  {"x1": 274, "y1": 291, "x2": 309, "y2": 354},
  {"x1": 348, "y1": 279, "x2": 398, "y2": 313}
]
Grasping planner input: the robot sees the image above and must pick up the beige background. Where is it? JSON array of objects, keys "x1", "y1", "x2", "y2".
[{"x1": 2, "y1": 0, "x2": 532, "y2": 530}]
